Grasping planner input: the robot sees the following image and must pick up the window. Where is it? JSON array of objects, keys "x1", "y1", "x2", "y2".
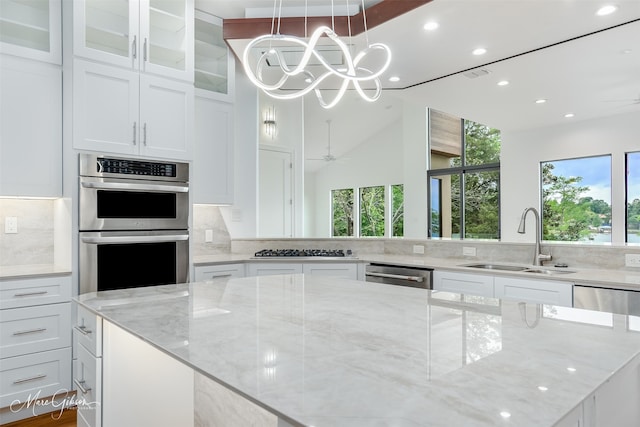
[
  {"x1": 428, "y1": 110, "x2": 501, "y2": 239},
  {"x1": 627, "y1": 152, "x2": 640, "y2": 244},
  {"x1": 391, "y1": 184, "x2": 404, "y2": 237},
  {"x1": 331, "y1": 188, "x2": 354, "y2": 237},
  {"x1": 330, "y1": 185, "x2": 404, "y2": 237},
  {"x1": 360, "y1": 186, "x2": 385, "y2": 237},
  {"x1": 541, "y1": 155, "x2": 611, "y2": 243}
]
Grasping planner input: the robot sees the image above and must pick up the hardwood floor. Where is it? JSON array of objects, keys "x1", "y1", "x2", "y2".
[{"x1": 3, "y1": 409, "x2": 76, "y2": 427}]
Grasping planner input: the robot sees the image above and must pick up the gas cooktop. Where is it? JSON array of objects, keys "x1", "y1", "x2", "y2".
[{"x1": 253, "y1": 249, "x2": 353, "y2": 258}]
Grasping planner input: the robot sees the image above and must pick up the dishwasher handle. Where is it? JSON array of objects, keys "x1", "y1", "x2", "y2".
[{"x1": 365, "y1": 272, "x2": 424, "y2": 282}]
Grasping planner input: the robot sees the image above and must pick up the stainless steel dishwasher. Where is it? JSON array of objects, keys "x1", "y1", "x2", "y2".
[
  {"x1": 574, "y1": 285, "x2": 640, "y2": 316},
  {"x1": 365, "y1": 263, "x2": 433, "y2": 289}
]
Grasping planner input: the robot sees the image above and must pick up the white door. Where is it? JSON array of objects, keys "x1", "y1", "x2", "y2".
[{"x1": 259, "y1": 146, "x2": 293, "y2": 237}]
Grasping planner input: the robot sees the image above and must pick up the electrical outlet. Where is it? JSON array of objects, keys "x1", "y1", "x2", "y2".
[
  {"x1": 413, "y1": 245, "x2": 425, "y2": 254},
  {"x1": 4, "y1": 217, "x2": 17, "y2": 234},
  {"x1": 463, "y1": 246, "x2": 477, "y2": 257},
  {"x1": 205, "y1": 229, "x2": 213, "y2": 243},
  {"x1": 625, "y1": 254, "x2": 640, "y2": 267}
]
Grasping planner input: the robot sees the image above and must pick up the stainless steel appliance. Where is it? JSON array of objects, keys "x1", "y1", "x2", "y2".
[
  {"x1": 79, "y1": 153, "x2": 189, "y2": 231},
  {"x1": 78, "y1": 154, "x2": 189, "y2": 294},
  {"x1": 365, "y1": 263, "x2": 433, "y2": 289},
  {"x1": 574, "y1": 285, "x2": 640, "y2": 316}
]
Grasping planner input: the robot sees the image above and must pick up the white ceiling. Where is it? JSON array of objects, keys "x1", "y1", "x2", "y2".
[{"x1": 196, "y1": 0, "x2": 640, "y2": 169}]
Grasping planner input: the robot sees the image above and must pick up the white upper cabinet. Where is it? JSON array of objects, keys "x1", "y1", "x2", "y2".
[
  {"x1": 194, "y1": 10, "x2": 234, "y2": 101},
  {"x1": 73, "y1": 0, "x2": 193, "y2": 82},
  {"x1": 0, "y1": 55, "x2": 62, "y2": 197},
  {"x1": 73, "y1": 59, "x2": 193, "y2": 160},
  {"x1": 0, "y1": 0, "x2": 61, "y2": 64}
]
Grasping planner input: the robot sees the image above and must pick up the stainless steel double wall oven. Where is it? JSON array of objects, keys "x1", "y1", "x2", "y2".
[{"x1": 79, "y1": 154, "x2": 189, "y2": 294}]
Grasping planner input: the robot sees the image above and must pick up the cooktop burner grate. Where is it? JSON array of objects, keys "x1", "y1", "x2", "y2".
[{"x1": 253, "y1": 249, "x2": 351, "y2": 258}]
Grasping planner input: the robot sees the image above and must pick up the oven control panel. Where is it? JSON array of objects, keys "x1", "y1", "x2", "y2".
[
  {"x1": 79, "y1": 154, "x2": 189, "y2": 182},
  {"x1": 98, "y1": 158, "x2": 176, "y2": 177}
]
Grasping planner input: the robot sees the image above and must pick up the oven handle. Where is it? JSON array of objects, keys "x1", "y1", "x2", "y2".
[
  {"x1": 365, "y1": 272, "x2": 425, "y2": 282},
  {"x1": 81, "y1": 234, "x2": 189, "y2": 244},
  {"x1": 81, "y1": 181, "x2": 188, "y2": 193}
]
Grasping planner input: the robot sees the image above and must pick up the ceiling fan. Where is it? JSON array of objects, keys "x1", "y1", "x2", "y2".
[{"x1": 306, "y1": 120, "x2": 340, "y2": 162}]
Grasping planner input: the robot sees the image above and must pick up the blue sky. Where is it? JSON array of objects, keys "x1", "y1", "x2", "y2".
[{"x1": 543, "y1": 156, "x2": 612, "y2": 202}]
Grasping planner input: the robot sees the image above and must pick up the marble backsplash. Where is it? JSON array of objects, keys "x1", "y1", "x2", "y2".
[
  {"x1": 192, "y1": 205, "x2": 231, "y2": 256},
  {"x1": 0, "y1": 199, "x2": 55, "y2": 267},
  {"x1": 231, "y1": 237, "x2": 640, "y2": 271}
]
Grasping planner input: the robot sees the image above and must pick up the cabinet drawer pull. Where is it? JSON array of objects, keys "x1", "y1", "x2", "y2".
[
  {"x1": 74, "y1": 325, "x2": 92, "y2": 336},
  {"x1": 143, "y1": 123, "x2": 147, "y2": 145},
  {"x1": 133, "y1": 122, "x2": 137, "y2": 145},
  {"x1": 143, "y1": 38, "x2": 148, "y2": 61},
  {"x1": 14, "y1": 291, "x2": 48, "y2": 297},
  {"x1": 132, "y1": 35, "x2": 137, "y2": 59},
  {"x1": 12, "y1": 328, "x2": 46, "y2": 336},
  {"x1": 14, "y1": 374, "x2": 46, "y2": 385},
  {"x1": 74, "y1": 379, "x2": 92, "y2": 395}
]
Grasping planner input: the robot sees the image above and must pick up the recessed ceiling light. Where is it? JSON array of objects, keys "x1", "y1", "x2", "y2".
[
  {"x1": 389, "y1": 76, "x2": 400, "y2": 82},
  {"x1": 622, "y1": 49, "x2": 632, "y2": 54},
  {"x1": 423, "y1": 21, "x2": 439, "y2": 31},
  {"x1": 472, "y1": 48, "x2": 487, "y2": 56},
  {"x1": 596, "y1": 5, "x2": 618, "y2": 16},
  {"x1": 500, "y1": 411, "x2": 511, "y2": 419},
  {"x1": 567, "y1": 366, "x2": 577, "y2": 372},
  {"x1": 564, "y1": 113, "x2": 575, "y2": 118},
  {"x1": 538, "y1": 386, "x2": 549, "y2": 392},
  {"x1": 497, "y1": 80, "x2": 509, "y2": 86},
  {"x1": 535, "y1": 99, "x2": 547, "y2": 104}
]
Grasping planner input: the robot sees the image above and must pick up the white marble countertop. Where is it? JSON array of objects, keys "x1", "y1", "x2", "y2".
[
  {"x1": 76, "y1": 275, "x2": 640, "y2": 427},
  {"x1": 0, "y1": 264, "x2": 71, "y2": 280},
  {"x1": 194, "y1": 253, "x2": 640, "y2": 290}
]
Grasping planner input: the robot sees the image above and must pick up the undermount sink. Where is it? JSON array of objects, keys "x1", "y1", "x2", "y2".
[
  {"x1": 462, "y1": 263, "x2": 529, "y2": 271},
  {"x1": 462, "y1": 263, "x2": 576, "y2": 275}
]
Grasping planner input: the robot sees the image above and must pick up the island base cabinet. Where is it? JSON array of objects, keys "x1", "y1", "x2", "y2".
[{"x1": 102, "y1": 320, "x2": 194, "y2": 426}]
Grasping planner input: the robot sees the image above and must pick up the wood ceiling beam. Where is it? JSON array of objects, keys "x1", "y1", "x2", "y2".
[{"x1": 223, "y1": 0, "x2": 432, "y2": 40}]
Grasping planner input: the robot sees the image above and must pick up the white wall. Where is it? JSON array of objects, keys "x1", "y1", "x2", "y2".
[
  {"x1": 219, "y1": 67, "x2": 258, "y2": 238},
  {"x1": 307, "y1": 119, "x2": 405, "y2": 237},
  {"x1": 501, "y1": 110, "x2": 640, "y2": 244}
]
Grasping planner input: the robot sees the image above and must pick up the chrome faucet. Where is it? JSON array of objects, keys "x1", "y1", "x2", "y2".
[{"x1": 517, "y1": 207, "x2": 552, "y2": 266}]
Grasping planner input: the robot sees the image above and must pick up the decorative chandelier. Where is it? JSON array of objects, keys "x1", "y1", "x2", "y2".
[{"x1": 242, "y1": 0, "x2": 392, "y2": 109}]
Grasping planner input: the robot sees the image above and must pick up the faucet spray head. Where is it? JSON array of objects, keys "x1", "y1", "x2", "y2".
[{"x1": 517, "y1": 208, "x2": 528, "y2": 234}]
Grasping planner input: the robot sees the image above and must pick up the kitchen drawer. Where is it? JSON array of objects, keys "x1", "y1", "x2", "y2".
[
  {"x1": 0, "y1": 275, "x2": 72, "y2": 309},
  {"x1": 303, "y1": 263, "x2": 358, "y2": 280},
  {"x1": 433, "y1": 271, "x2": 495, "y2": 297},
  {"x1": 246, "y1": 263, "x2": 303, "y2": 277},
  {"x1": 195, "y1": 264, "x2": 245, "y2": 281},
  {"x1": 0, "y1": 303, "x2": 71, "y2": 359},
  {"x1": 74, "y1": 343, "x2": 102, "y2": 427},
  {"x1": 74, "y1": 304, "x2": 103, "y2": 357},
  {"x1": 494, "y1": 276, "x2": 573, "y2": 306},
  {"x1": 0, "y1": 347, "x2": 72, "y2": 409}
]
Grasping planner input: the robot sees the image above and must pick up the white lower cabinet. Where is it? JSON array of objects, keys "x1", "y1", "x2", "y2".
[
  {"x1": 302, "y1": 263, "x2": 359, "y2": 280},
  {"x1": 247, "y1": 262, "x2": 360, "y2": 279},
  {"x1": 494, "y1": 276, "x2": 573, "y2": 307},
  {"x1": 74, "y1": 344, "x2": 102, "y2": 427},
  {"x1": 247, "y1": 263, "x2": 303, "y2": 277},
  {"x1": 0, "y1": 275, "x2": 72, "y2": 423},
  {"x1": 433, "y1": 271, "x2": 495, "y2": 297},
  {"x1": 433, "y1": 270, "x2": 574, "y2": 306},
  {"x1": 195, "y1": 263, "x2": 245, "y2": 281}
]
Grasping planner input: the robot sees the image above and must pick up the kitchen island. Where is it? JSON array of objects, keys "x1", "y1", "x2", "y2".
[{"x1": 75, "y1": 275, "x2": 640, "y2": 426}]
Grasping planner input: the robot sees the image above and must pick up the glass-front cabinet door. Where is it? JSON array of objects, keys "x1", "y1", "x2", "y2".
[
  {"x1": 0, "y1": 0, "x2": 61, "y2": 64},
  {"x1": 73, "y1": 0, "x2": 193, "y2": 82},
  {"x1": 194, "y1": 10, "x2": 234, "y2": 100}
]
